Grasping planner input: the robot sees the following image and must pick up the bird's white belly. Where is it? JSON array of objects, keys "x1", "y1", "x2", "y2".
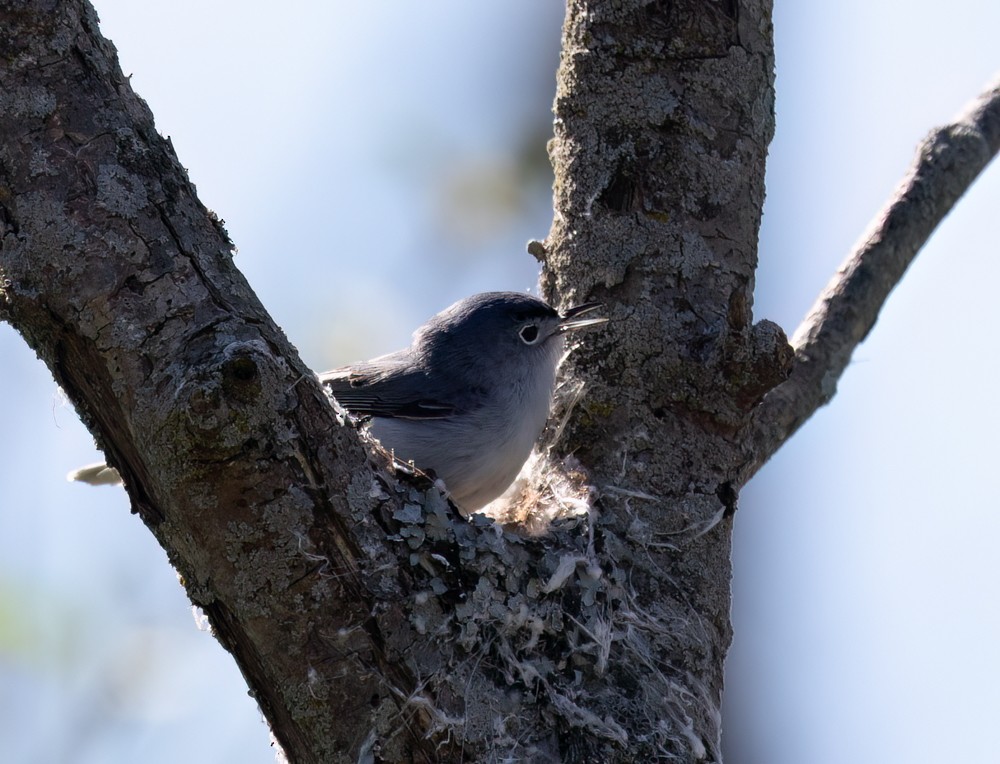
[{"x1": 369, "y1": 368, "x2": 555, "y2": 512}]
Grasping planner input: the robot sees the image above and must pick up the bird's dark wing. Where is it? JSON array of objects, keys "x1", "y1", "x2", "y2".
[{"x1": 319, "y1": 357, "x2": 461, "y2": 420}]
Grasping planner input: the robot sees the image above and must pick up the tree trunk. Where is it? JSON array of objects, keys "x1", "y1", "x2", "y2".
[
  {"x1": 3, "y1": 1, "x2": 997, "y2": 762},
  {"x1": 536, "y1": 1, "x2": 784, "y2": 759}
]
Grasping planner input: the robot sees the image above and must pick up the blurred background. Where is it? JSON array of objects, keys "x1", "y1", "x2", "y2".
[{"x1": 0, "y1": 2, "x2": 997, "y2": 762}]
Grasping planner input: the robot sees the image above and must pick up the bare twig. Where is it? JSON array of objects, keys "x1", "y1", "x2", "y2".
[{"x1": 744, "y1": 73, "x2": 1000, "y2": 480}]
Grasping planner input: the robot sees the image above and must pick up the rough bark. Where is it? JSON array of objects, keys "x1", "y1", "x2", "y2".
[{"x1": 2, "y1": 1, "x2": 996, "y2": 762}]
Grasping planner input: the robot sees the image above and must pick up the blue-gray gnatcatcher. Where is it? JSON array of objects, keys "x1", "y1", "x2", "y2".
[
  {"x1": 70, "y1": 292, "x2": 605, "y2": 514},
  {"x1": 319, "y1": 292, "x2": 606, "y2": 513}
]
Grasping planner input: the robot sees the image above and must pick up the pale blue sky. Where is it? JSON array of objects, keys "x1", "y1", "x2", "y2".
[{"x1": 0, "y1": 3, "x2": 997, "y2": 763}]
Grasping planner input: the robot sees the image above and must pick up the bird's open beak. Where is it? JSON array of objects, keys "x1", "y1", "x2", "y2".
[{"x1": 558, "y1": 302, "x2": 608, "y2": 332}]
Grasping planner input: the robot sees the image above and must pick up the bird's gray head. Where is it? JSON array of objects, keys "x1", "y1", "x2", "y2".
[{"x1": 412, "y1": 292, "x2": 578, "y2": 373}]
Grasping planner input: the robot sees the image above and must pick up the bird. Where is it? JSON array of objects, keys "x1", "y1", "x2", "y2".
[
  {"x1": 70, "y1": 291, "x2": 606, "y2": 514},
  {"x1": 318, "y1": 292, "x2": 605, "y2": 513}
]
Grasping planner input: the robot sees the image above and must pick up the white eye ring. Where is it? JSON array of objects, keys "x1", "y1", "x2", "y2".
[{"x1": 519, "y1": 324, "x2": 541, "y2": 345}]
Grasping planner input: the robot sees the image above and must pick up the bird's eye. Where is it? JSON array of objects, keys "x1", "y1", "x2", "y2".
[{"x1": 519, "y1": 324, "x2": 540, "y2": 344}]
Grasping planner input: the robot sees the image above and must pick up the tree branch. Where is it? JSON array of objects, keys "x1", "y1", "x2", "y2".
[
  {"x1": 744, "y1": 73, "x2": 1000, "y2": 479},
  {"x1": 0, "y1": 4, "x2": 443, "y2": 761}
]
